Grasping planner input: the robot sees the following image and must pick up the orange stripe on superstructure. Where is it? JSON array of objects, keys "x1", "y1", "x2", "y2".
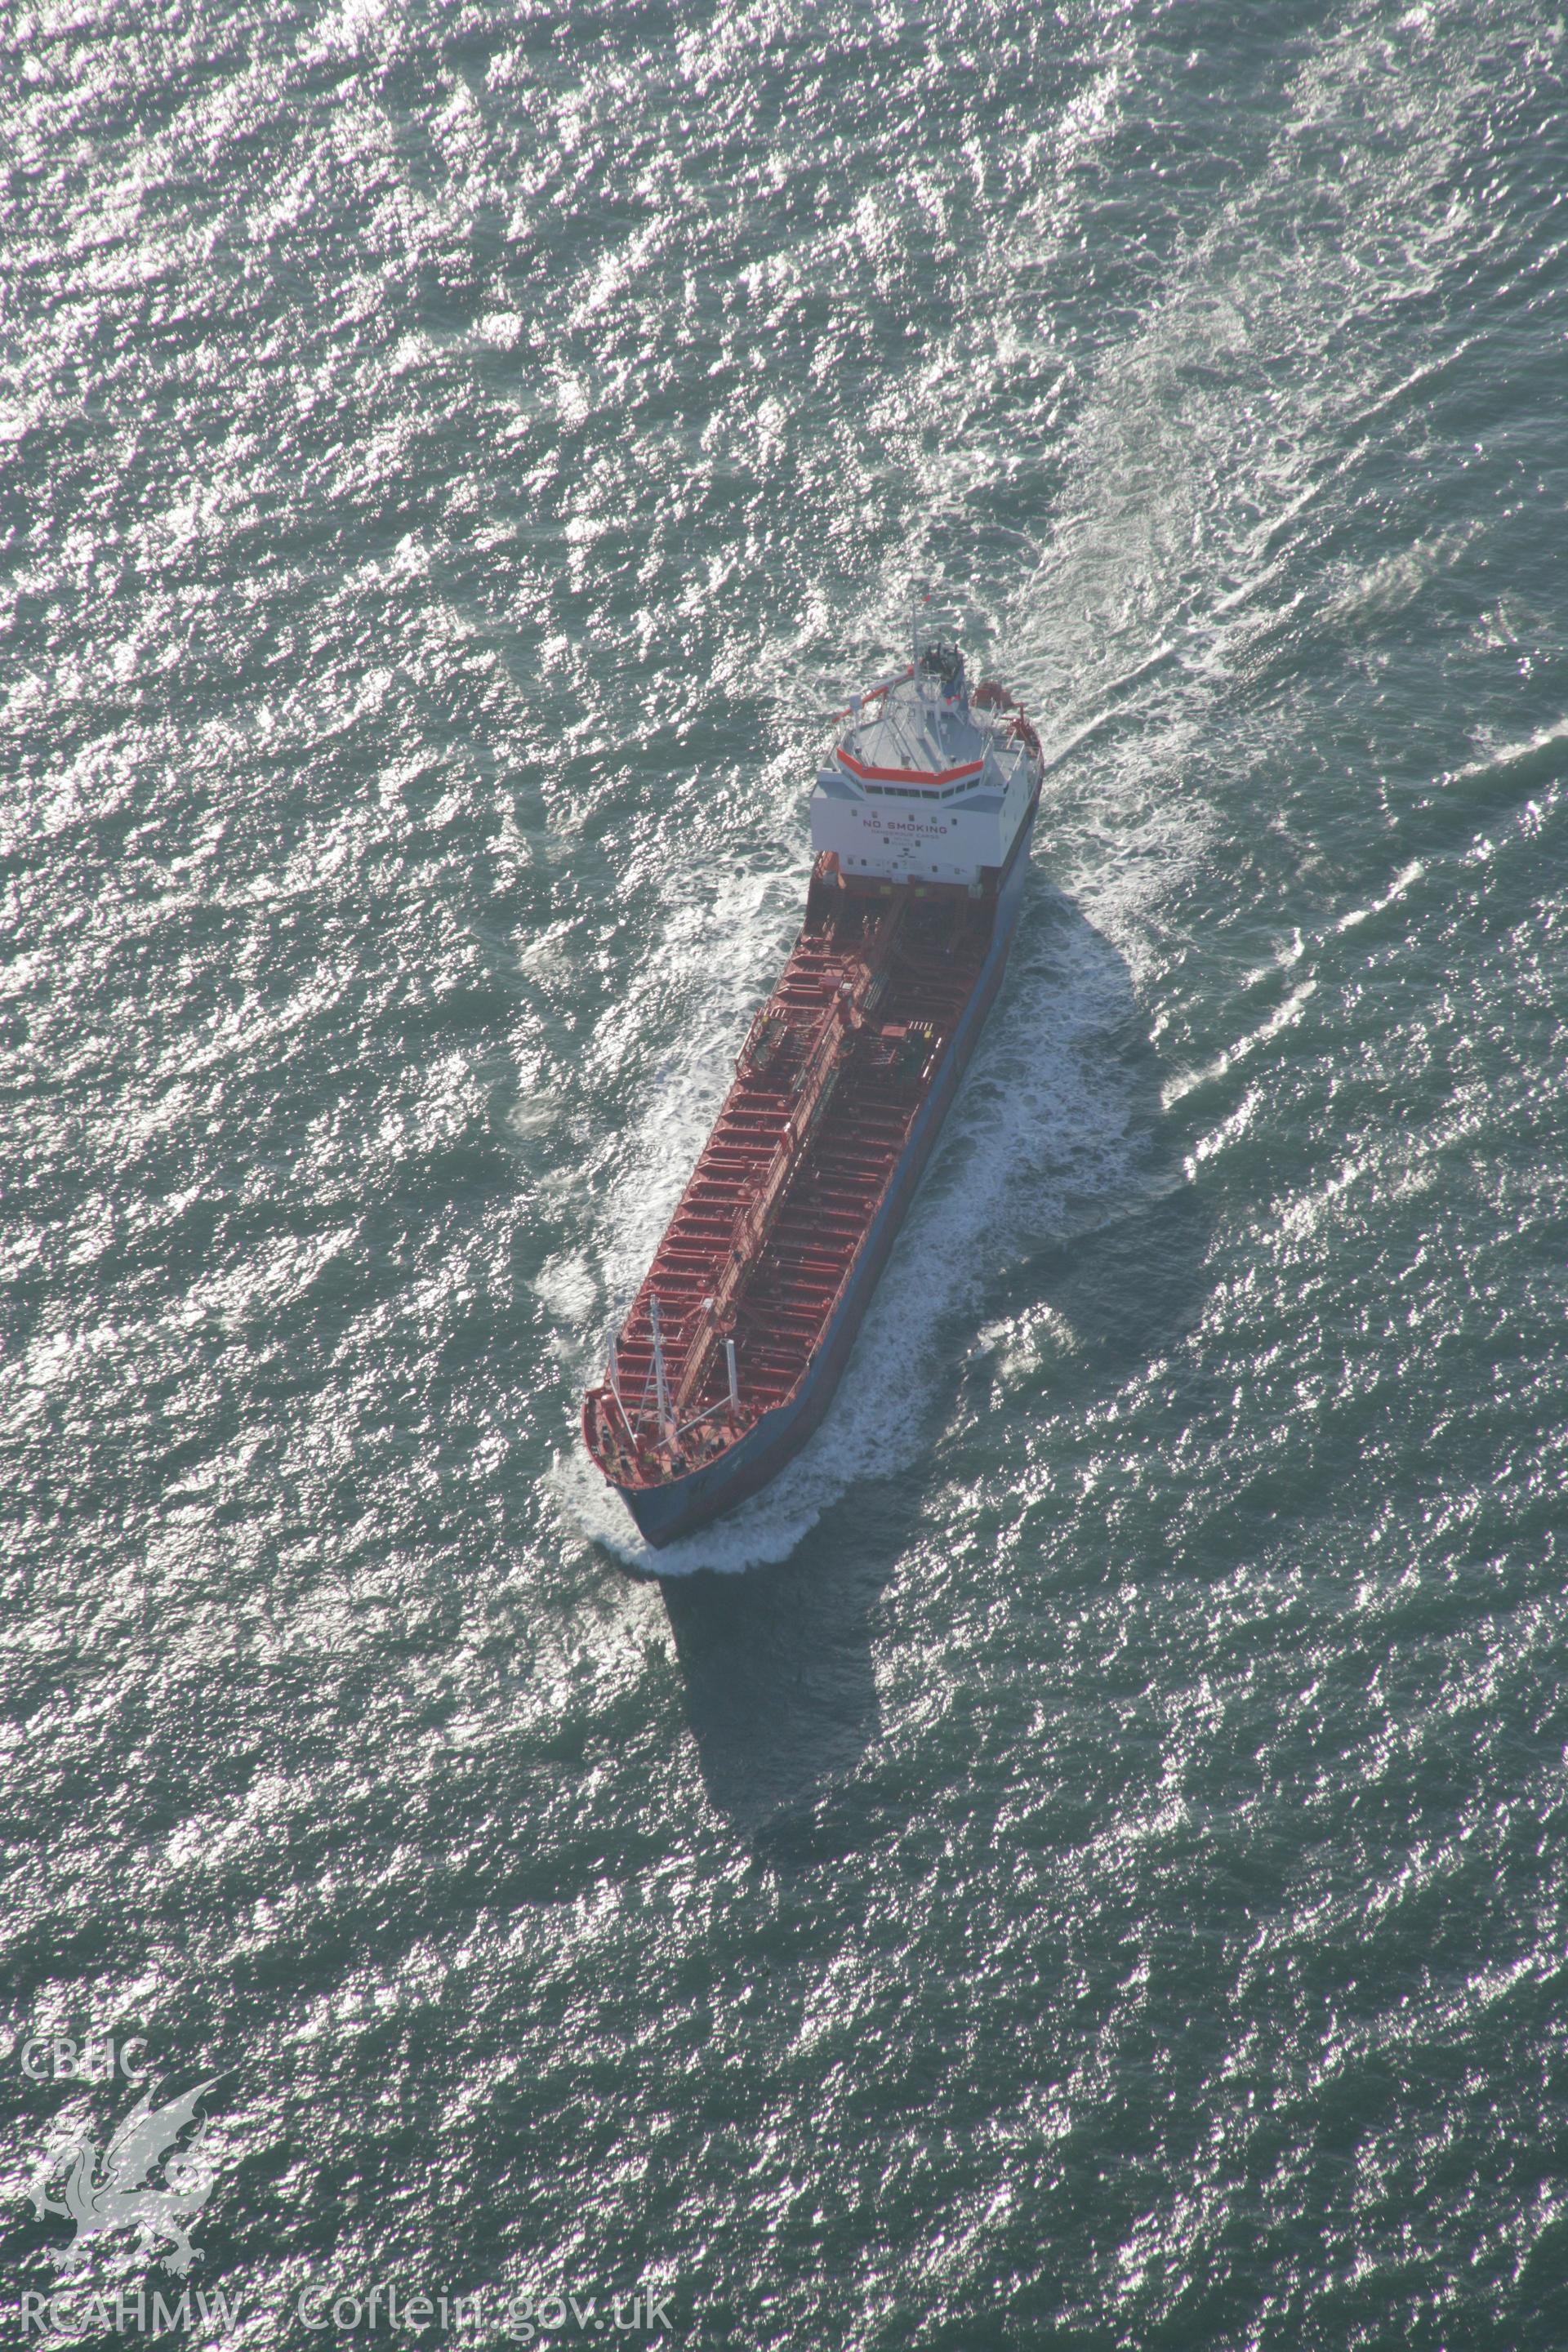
[{"x1": 837, "y1": 750, "x2": 985, "y2": 788}]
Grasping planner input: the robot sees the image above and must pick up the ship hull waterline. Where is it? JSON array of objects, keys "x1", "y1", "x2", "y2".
[{"x1": 599, "y1": 804, "x2": 1038, "y2": 1557}]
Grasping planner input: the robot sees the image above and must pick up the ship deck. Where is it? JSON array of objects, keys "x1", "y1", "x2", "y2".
[{"x1": 586, "y1": 862, "x2": 994, "y2": 1490}]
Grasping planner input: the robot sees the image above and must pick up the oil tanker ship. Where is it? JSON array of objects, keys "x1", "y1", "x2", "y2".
[{"x1": 583, "y1": 623, "x2": 1044, "y2": 1548}]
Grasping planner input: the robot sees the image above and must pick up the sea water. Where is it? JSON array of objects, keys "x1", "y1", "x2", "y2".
[{"x1": 5, "y1": 1, "x2": 1568, "y2": 2344}]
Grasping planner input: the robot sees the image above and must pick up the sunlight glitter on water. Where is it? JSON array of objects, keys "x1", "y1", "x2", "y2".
[{"x1": 6, "y1": 0, "x2": 1568, "y2": 2342}]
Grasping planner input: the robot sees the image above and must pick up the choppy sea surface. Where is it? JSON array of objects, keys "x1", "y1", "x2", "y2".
[{"x1": 4, "y1": 0, "x2": 1568, "y2": 2343}]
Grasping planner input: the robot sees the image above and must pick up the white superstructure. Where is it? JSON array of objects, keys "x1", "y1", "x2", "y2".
[{"x1": 809, "y1": 635, "x2": 1040, "y2": 889}]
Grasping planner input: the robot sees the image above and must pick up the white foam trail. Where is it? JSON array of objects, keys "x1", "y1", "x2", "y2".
[
  {"x1": 1452, "y1": 719, "x2": 1568, "y2": 786},
  {"x1": 1161, "y1": 982, "x2": 1318, "y2": 1112},
  {"x1": 1334, "y1": 861, "x2": 1426, "y2": 933}
]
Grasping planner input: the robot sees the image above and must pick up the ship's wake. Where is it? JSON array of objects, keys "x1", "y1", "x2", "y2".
[{"x1": 546, "y1": 0, "x2": 1536, "y2": 1572}]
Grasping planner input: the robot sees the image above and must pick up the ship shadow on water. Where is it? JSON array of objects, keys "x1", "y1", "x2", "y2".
[
  {"x1": 657, "y1": 1487, "x2": 899, "y2": 1837},
  {"x1": 652, "y1": 885, "x2": 1212, "y2": 1837}
]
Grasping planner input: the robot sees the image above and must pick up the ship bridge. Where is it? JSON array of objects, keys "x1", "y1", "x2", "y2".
[{"x1": 809, "y1": 635, "x2": 1042, "y2": 889}]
